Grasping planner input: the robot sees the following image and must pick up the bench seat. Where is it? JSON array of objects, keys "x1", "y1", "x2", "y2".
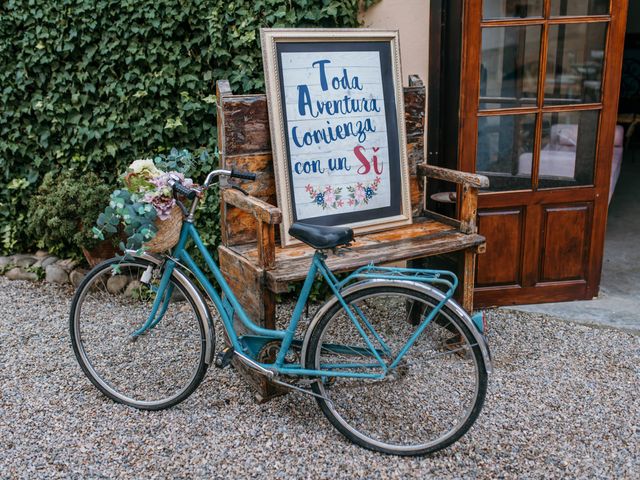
[{"x1": 223, "y1": 217, "x2": 486, "y2": 294}]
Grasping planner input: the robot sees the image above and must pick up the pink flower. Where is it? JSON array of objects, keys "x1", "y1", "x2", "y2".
[
  {"x1": 324, "y1": 191, "x2": 335, "y2": 205},
  {"x1": 305, "y1": 184, "x2": 313, "y2": 193},
  {"x1": 348, "y1": 199, "x2": 355, "y2": 206},
  {"x1": 337, "y1": 200, "x2": 344, "y2": 207},
  {"x1": 355, "y1": 187, "x2": 365, "y2": 202},
  {"x1": 324, "y1": 185, "x2": 332, "y2": 193}
]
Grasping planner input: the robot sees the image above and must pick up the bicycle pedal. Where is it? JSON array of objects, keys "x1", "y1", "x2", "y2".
[{"x1": 214, "y1": 347, "x2": 234, "y2": 369}]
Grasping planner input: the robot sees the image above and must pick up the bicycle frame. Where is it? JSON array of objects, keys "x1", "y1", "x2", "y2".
[{"x1": 134, "y1": 219, "x2": 459, "y2": 381}]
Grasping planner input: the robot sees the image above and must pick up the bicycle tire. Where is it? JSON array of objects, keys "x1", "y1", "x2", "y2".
[
  {"x1": 305, "y1": 283, "x2": 488, "y2": 455},
  {"x1": 70, "y1": 257, "x2": 213, "y2": 410}
]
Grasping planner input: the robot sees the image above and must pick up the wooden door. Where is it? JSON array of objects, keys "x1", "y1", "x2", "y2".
[{"x1": 458, "y1": 0, "x2": 629, "y2": 306}]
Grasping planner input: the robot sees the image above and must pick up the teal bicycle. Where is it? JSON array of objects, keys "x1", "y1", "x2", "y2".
[{"x1": 70, "y1": 168, "x2": 491, "y2": 456}]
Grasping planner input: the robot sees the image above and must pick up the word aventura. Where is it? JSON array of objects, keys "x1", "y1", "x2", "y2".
[{"x1": 292, "y1": 59, "x2": 381, "y2": 147}]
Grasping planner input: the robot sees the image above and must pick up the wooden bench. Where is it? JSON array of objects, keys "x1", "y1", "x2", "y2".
[{"x1": 215, "y1": 77, "x2": 488, "y2": 398}]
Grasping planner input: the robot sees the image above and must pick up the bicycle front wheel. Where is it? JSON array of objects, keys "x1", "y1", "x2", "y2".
[
  {"x1": 70, "y1": 257, "x2": 212, "y2": 410},
  {"x1": 305, "y1": 284, "x2": 487, "y2": 455}
]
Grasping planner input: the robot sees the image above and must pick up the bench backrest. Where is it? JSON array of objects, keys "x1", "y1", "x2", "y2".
[{"x1": 216, "y1": 76, "x2": 426, "y2": 247}]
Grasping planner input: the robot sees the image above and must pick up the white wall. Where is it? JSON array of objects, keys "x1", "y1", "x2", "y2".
[{"x1": 360, "y1": 0, "x2": 430, "y2": 87}]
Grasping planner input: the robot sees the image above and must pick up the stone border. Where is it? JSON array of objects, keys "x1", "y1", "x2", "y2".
[{"x1": 0, "y1": 251, "x2": 88, "y2": 288}]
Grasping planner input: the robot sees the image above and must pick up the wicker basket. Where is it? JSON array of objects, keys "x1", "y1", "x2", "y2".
[{"x1": 144, "y1": 205, "x2": 183, "y2": 253}]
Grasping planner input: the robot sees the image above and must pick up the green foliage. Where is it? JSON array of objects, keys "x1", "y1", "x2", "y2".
[
  {"x1": 0, "y1": 0, "x2": 374, "y2": 255},
  {"x1": 95, "y1": 149, "x2": 207, "y2": 253},
  {"x1": 209, "y1": 0, "x2": 379, "y2": 93},
  {"x1": 27, "y1": 170, "x2": 114, "y2": 258},
  {"x1": 0, "y1": 0, "x2": 217, "y2": 254}
]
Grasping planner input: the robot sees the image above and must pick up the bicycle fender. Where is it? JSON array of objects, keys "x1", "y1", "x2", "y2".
[{"x1": 300, "y1": 279, "x2": 493, "y2": 375}]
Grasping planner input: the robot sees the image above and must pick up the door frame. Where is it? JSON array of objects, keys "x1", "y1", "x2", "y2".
[{"x1": 452, "y1": 0, "x2": 629, "y2": 306}]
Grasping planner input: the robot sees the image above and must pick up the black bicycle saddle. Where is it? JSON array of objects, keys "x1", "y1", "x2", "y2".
[{"x1": 289, "y1": 222, "x2": 354, "y2": 250}]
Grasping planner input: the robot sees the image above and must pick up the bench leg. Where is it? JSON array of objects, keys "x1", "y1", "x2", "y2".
[
  {"x1": 461, "y1": 250, "x2": 476, "y2": 313},
  {"x1": 218, "y1": 246, "x2": 291, "y2": 403}
]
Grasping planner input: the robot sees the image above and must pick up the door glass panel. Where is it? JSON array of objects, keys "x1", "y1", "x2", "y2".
[
  {"x1": 483, "y1": 0, "x2": 543, "y2": 19},
  {"x1": 538, "y1": 110, "x2": 600, "y2": 189},
  {"x1": 544, "y1": 23, "x2": 607, "y2": 105},
  {"x1": 477, "y1": 113, "x2": 536, "y2": 191},
  {"x1": 480, "y1": 26, "x2": 541, "y2": 110},
  {"x1": 550, "y1": 0, "x2": 609, "y2": 17}
]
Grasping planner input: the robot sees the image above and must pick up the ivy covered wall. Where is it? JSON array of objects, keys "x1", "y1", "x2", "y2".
[{"x1": 0, "y1": 0, "x2": 375, "y2": 256}]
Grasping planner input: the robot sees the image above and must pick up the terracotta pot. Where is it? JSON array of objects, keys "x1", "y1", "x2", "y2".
[{"x1": 82, "y1": 238, "x2": 120, "y2": 267}]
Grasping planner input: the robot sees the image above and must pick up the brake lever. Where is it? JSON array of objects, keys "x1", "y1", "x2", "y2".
[{"x1": 172, "y1": 190, "x2": 189, "y2": 216}]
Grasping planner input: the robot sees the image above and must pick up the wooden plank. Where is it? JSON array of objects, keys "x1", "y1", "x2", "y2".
[
  {"x1": 406, "y1": 139, "x2": 424, "y2": 215},
  {"x1": 222, "y1": 188, "x2": 282, "y2": 225},
  {"x1": 257, "y1": 220, "x2": 277, "y2": 270},
  {"x1": 418, "y1": 164, "x2": 490, "y2": 188},
  {"x1": 262, "y1": 231, "x2": 486, "y2": 293},
  {"x1": 404, "y1": 85, "x2": 426, "y2": 139},
  {"x1": 459, "y1": 184, "x2": 478, "y2": 233},
  {"x1": 462, "y1": 250, "x2": 476, "y2": 312},
  {"x1": 218, "y1": 246, "x2": 265, "y2": 325},
  {"x1": 222, "y1": 153, "x2": 277, "y2": 200},
  {"x1": 221, "y1": 153, "x2": 277, "y2": 246},
  {"x1": 220, "y1": 95, "x2": 271, "y2": 156},
  {"x1": 422, "y1": 209, "x2": 462, "y2": 229}
]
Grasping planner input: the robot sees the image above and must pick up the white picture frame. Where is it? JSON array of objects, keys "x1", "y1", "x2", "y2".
[{"x1": 261, "y1": 28, "x2": 412, "y2": 246}]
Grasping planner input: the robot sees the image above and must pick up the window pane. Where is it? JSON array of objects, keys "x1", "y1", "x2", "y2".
[
  {"x1": 480, "y1": 26, "x2": 541, "y2": 110},
  {"x1": 538, "y1": 110, "x2": 599, "y2": 189},
  {"x1": 544, "y1": 23, "x2": 607, "y2": 105},
  {"x1": 483, "y1": 0, "x2": 543, "y2": 19},
  {"x1": 550, "y1": 0, "x2": 609, "y2": 16},
  {"x1": 477, "y1": 114, "x2": 537, "y2": 191}
]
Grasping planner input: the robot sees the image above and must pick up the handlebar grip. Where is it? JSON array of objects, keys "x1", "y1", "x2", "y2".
[
  {"x1": 172, "y1": 182, "x2": 197, "y2": 200},
  {"x1": 230, "y1": 169, "x2": 257, "y2": 181}
]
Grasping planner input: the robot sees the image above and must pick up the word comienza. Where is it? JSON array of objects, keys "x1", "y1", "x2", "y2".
[{"x1": 291, "y1": 60, "x2": 380, "y2": 148}]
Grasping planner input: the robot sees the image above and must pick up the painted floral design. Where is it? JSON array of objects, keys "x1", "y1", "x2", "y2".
[
  {"x1": 305, "y1": 176, "x2": 381, "y2": 210},
  {"x1": 347, "y1": 176, "x2": 380, "y2": 207},
  {"x1": 306, "y1": 184, "x2": 344, "y2": 210}
]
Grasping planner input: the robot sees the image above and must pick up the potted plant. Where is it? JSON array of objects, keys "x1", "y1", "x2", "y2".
[
  {"x1": 27, "y1": 170, "x2": 116, "y2": 265},
  {"x1": 93, "y1": 153, "x2": 196, "y2": 255}
]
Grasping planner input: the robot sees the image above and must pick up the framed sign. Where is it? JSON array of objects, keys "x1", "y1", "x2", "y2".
[{"x1": 261, "y1": 29, "x2": 412, "y2": 246}]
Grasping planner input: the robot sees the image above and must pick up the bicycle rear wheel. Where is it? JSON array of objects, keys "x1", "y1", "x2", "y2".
[
  {"x1": 70, "y1": 257, "x2": 213, "y2": 410},
  {"x1": 305, "y1": 283, "x2": 487, "y2": 455}
]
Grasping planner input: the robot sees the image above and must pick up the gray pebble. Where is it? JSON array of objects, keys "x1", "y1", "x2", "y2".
[
  {"x1": 5, "y1": 267, "x2": 38, "y2": 281},
  {"x1": 14, "y1": 256, "x2": 36, "y2": 268},
  {"x1": 107, "y1": 274, "x2": 129, "y2": 293},
  {"x1": 0, "y1": 277, "x2": 637, "y2": 479},
  {"x1": 70, "y1": 269, "x2": 87, "y2": 288},
  {"x1": 45, "y1": 264, "x2": 69, "y2": 284},
  {"x1": 55, "y1": 259, "x2": 78, "y2": 272},
  {"x1": 35, "y1": 256, "x2": 59, "y2": 269},
  {"x1": 0, "y1": 256, "x2": 13, "y2": 268},
  {"x1": 124, "y1": 279, "x2": 142, "y2": 297}
]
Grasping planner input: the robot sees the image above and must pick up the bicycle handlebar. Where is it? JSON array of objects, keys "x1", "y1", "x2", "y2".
[
  {"x1": 168, "y1": 169, "x2": 257, "y2": 201},
  {"x1": 171, "y1": 181, "x2": 198, "y2": 200},
  {"x1": 230, "y1": 169, "x2": 257, "y2": 181}
]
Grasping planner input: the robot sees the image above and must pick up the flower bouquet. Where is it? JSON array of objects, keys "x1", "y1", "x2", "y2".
[{"x1": 93, "y1": 157, "x2": 195, "y2": 254}]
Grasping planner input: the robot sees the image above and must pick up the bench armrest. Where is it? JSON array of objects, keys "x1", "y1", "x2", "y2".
[
  {"x1": 417, "y1": 164, "x2": 489, "y2": 188},
  {"x1": 222, "y1": 188, "x2": 282, "y2": 225},
  {"x1": 417, "y1": 164, "x2": 488, "y2": 234},
  {"x1": 222, "y1": 188, "x2": 280, "y2": 270}
]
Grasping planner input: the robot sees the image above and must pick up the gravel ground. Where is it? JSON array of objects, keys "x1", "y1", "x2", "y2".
[{"x1": 0, "y1": 276, "x2": 638, "y2": 479}]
